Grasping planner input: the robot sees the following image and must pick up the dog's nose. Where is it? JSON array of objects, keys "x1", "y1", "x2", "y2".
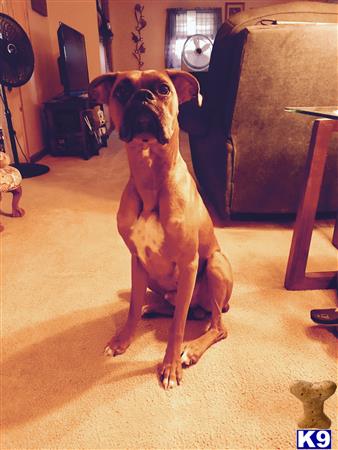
[{"x1": 133, "y1": 89, "x2": 155, "y2": 103}]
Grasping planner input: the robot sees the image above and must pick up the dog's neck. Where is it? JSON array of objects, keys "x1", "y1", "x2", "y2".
[{"x1": 125, "y1": 127, "x2": 182, "y2": 212}]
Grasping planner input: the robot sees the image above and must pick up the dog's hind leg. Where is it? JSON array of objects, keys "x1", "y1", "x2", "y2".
[
  {"x1": 142, "y1": 288, "x2": 210, "y2": 320},
  {"x1": 142, "y1": 294, "x2": 175, "y2": 318},
  {"x1": 181, "y1": 251, "x2": 233, "y2": 366}
]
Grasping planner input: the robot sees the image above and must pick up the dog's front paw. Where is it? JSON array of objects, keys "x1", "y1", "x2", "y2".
[
  {"x1": 158, "y1": 358, "x2": 182, "y2": 389},
  {"x1": 104, "y1": 333, "x2": 132, "y2": 357}
]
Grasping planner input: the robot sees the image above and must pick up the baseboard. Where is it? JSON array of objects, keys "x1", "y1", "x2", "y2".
[{"x1": 30, "y1": 148, "x2": 49, "y2": 163}]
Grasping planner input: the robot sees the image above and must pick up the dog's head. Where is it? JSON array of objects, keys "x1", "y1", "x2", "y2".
[{"x1": 89, "y1": 70, "x2": 199, "y2": 145}]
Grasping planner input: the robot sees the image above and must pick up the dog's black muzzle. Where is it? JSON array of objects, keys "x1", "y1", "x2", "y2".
[{"x1": 119, "y1": 90, "x2": 169, "y2": 144}]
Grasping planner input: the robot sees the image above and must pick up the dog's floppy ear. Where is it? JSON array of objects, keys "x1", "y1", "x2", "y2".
[
  {"x1": 88, "y1": 72, "x2": 118, "y2": 104},
  {"x1": 166, "y1": 69, "x2": 200, "y2": 105}
]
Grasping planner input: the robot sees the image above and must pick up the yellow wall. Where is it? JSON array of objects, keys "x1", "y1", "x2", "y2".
[
  {"x1": 0, "y1": 0, "x2": 101, "y2": 160},
  {"x1": 109, "y1": 0, "x2": 288, "y2": 71}
]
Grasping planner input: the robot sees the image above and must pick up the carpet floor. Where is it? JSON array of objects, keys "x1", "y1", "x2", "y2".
[{"x1": 1, "y1": 132, "x2": 337, "y2": 450}]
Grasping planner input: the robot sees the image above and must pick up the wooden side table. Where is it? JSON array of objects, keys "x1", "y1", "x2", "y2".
[{"x1": 284, "y1": 107, "x2": 338, "y2": 291}]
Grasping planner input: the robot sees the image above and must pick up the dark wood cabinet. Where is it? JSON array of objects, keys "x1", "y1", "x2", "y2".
[{"x1": 43, "y1": 95, "x2": 107, "y2": 160}]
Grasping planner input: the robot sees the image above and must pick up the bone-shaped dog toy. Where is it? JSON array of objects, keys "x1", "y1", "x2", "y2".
[{"x1": 290, "y1": 380, "x2": 337, "y2": 429}]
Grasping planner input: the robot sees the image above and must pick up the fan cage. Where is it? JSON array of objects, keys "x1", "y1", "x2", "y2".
[
  {"x1": 181, "y1": 34, "x2": 213, "y2": 71},
  {"x1": 0, "y1": 12, "x2": 34, "y2": 87}
]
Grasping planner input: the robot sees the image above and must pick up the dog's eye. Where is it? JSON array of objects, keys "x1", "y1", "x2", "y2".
[
  {"x1": 157, "y1": 84, "x2": 170, "y2": 96},
  {"x1": 114, "y1": 84, "x2": 133, "y2": 103}
]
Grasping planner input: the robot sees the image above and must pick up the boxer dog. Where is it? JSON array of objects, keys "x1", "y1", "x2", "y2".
[{"x1": 89, "y1": 70, "x2": 233, "y2": 389}]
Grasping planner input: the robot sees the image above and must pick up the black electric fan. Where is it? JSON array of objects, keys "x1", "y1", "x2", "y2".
[{"x1": 0, "y1": 12, "x2": 49, "y2": 178}]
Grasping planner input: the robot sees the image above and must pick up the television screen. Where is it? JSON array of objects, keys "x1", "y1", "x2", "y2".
[{"x1": 57, "y1": 23, "x2": 89, "y2": 96}]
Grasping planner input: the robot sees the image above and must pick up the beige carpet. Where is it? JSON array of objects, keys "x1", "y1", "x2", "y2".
[{"x1": 1, "y1": 132, "x2": 337, "y2": 450}]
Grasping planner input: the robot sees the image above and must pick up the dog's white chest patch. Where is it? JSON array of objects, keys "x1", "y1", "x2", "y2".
[
  {"x1": 130, "y1": 212, "x2": 165, "y2": 264},
  {"x1": 130, "y1": 212, "x2": 178, "y2": 291}
]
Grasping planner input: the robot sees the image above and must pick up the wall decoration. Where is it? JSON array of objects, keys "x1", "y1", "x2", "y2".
[
  {"x1": 31, "y1": 0, "x2": 48, "y2": 17},
  {"x1": 131, "y1": 4, "x2": 147, "y2": 70},
  {"x1": 225, "y1": 2, "x2": 245, "y2": 19}
]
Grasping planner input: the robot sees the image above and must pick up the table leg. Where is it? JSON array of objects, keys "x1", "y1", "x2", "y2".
[{"x1": 284, "y1": 119, "x2": 337, "y2": 290}]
